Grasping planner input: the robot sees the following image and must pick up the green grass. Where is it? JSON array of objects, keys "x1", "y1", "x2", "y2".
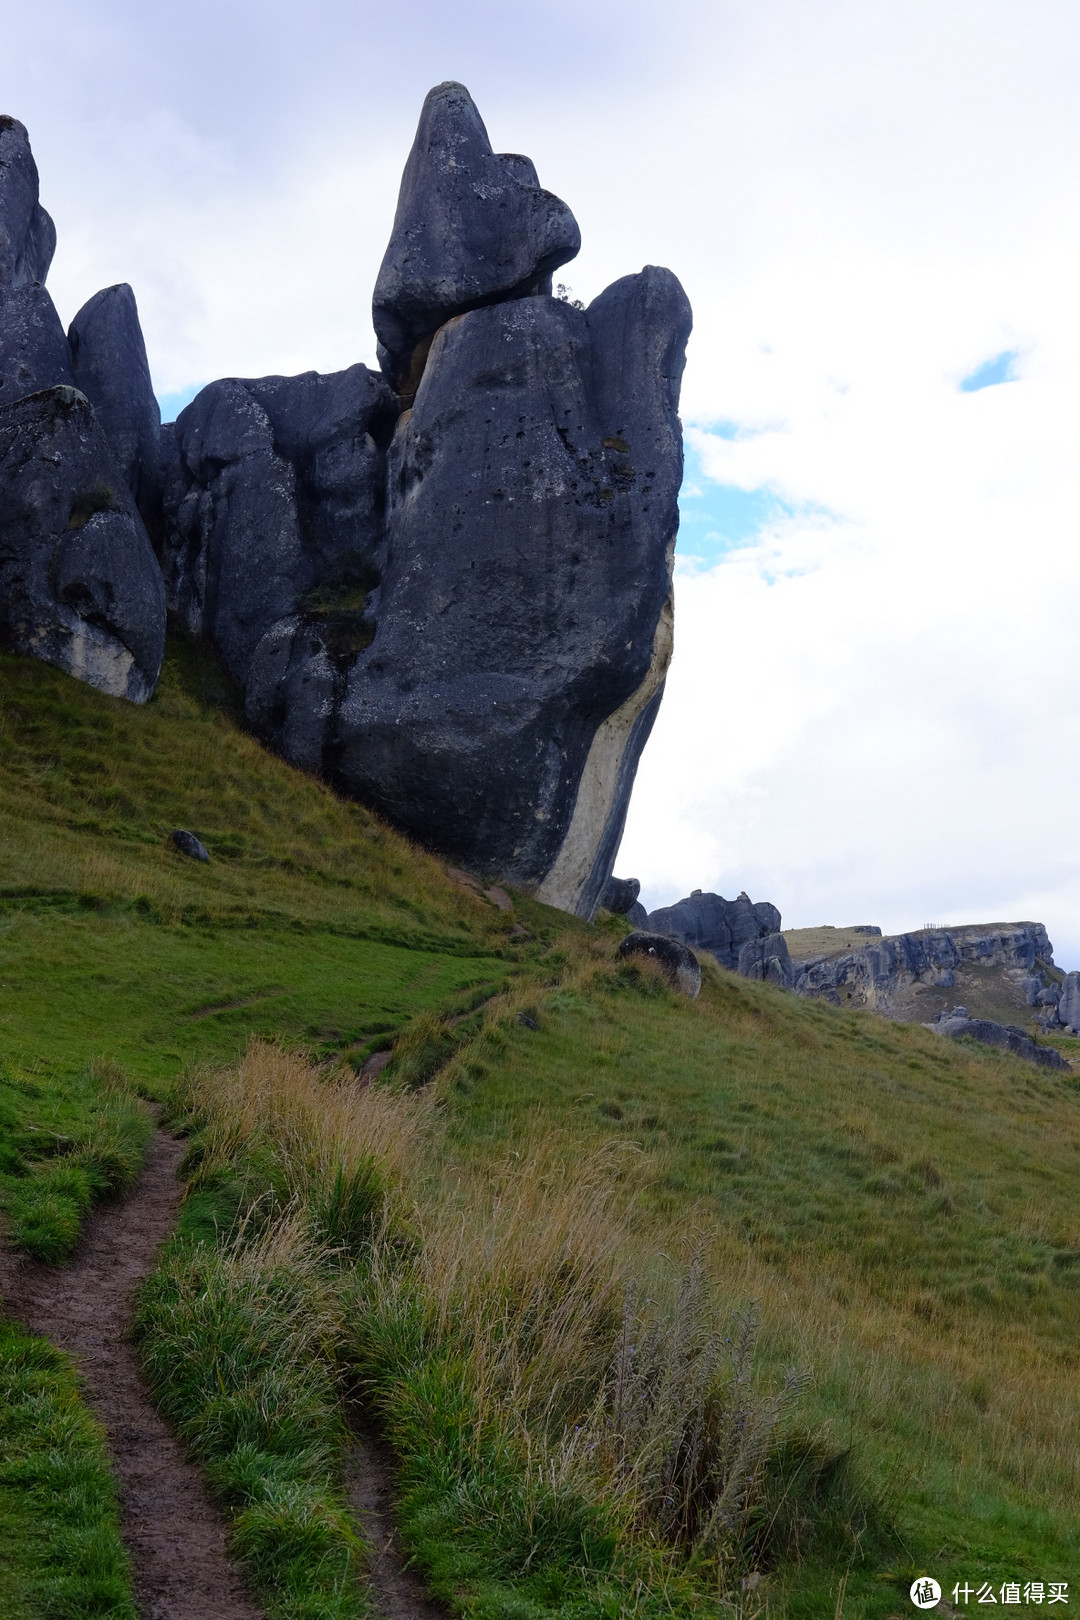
[
  {"x1": 2, "y1": 641, "x2": 1079, "y2": 1616},
  {"x1": 0, "y1": 1320, "x2": 135, "y2": 1619}
]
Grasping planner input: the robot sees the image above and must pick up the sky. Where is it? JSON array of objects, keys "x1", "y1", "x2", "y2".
[{"x1": 5, "y1": 1, "x2": 1080, "y2": 961}]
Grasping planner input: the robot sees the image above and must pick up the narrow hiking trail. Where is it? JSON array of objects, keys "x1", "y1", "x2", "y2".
[
  {"x1": 346, "y1": 1425, "x2": 447, "y2": 1620},
  {"x1": 0, "y1": 1126, "x2": 264, "y2": 1620}
]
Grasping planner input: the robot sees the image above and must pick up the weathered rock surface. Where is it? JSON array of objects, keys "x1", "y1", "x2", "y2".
[
  {"x1": 69, "y1": 284, "x2": 162, "y2": 523},
  {"x1": 373, "y1": 82, "x2": 580, "y2": 394},
  {"x1": 1058, "y1": 970, "x2": 1080, "y2": 1034},
  {"x1": 160, "y1": 365, "x2": 397, "y2": 701},
  {"x1": 618, "y1": 931, "x2": 701, "y2": 998},
  {"x1": 927, "y1": 1006, "x2": 1070, "y2": 1071},
  {"x1": 601, "y1": 876, "x2": 641, "y2": 916},
  {"x1": 322, "y1": 273, "x2": 688, "y2": 916},
  {"x1": 788, "y1": 921, "x2": 1059, "y2": 1022},
  {"x1": 0, "y1": 386, "x2": 166, "y2": 702},
  {"x1": 645, "y1": 889, "x2": 782, "y2": 972},
  {"x1": 738, "y1": 931, "x2": 795, "y2": 988},
  {"x1": 0, "y1": 282, "x2": 74, "y2": 405},
  {"x1": 0, "y1": 116, "x2": 55, "y2": 291}
]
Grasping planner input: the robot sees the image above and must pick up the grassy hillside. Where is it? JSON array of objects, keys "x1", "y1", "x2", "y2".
[{"x1": 0, "y1": 640, "x2": 1078, "y2": 1617}]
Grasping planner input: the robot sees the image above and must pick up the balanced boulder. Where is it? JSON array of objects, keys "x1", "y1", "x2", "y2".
[
  {"x1": 601, "y1": 875, "x2": 641, "y2": 916},
  {"x1": 373, "y1": 82, "x2": 580, "y2": 395},
  {"x1": 0, "y1": 386, "x2": 166, "y2": 702}
]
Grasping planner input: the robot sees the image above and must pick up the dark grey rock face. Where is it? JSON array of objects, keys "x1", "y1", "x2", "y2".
[
  {"x1": 618, "y1": 930, "x2": 701, "y2": 998},
  {"x1": 160, "y1": 365, "x2": 397, "y2": 683},
  {"x1": 0, "y1": 282, "x2": 74, "y2": 405},
  {"x1": 928, "y1": 1007, "x2": 1070, "y2": 1071},
  {"x1": 601, "y1": 876, "x2": 641, "y2": 915},
  {"x1": 627, "y1": 900, "x2": 648, "y2": 928},
  {"x1": 1059, "y1": 970, "x2": 1080, "y2": 1033},
  {"x1": 0, "y1": 117, "x2": 55, "y2": 290},
  {"x1": 646, "y1": 890, "x2": 782, "y2": 972},
  {"x1": 738, "y1": 932, "x2": 794, "y2": 988},
  {"x1": 172, "y1": 829, "x2": 209, "y2": 861},
  {"x1": 373, "y1": 82, "x2": 580, "y2": 392},
  {"x1": 68, "y1": 284, "x2": 162, "y2": 523},
  {"x1": 0, "y1": 386, "x2": 166, "y2": 702},
  {"x1": 323, "y1": 273, "x2": 689, "y2": 916},
  {"x1": 793, "y1": 923, "x2": 1057, "y2": 1013}
]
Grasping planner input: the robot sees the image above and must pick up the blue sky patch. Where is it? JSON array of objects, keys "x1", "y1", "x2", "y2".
[
  {"x1": 960, "y1": 350, "x2": 1018, "y2": 393},
  {"x1": 677, "y1": 439, "x2": 793, "y2": 563},
  {"x1": 157, "y1": 383, "x2": 205, "y2": 422}
]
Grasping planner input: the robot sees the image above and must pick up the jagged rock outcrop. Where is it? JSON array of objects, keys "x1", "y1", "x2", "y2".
[
  {"x1": 789, "y1": 922, "x2": 1058, "y2": 1018},
  {"x1": 645, "y1": 890, "x2": 782, "y2": 972},
  {"x1": 158, "y1": 84, "x2": 689, "y2": 917},
  {"x1": 0, "y1": 116, "x2": 55, "y2": 290},
  {"x1": 68, "y1": 284, "x2": 162, "y2": 525},
  {"x1": 618, "y1": 931, "x2": 701, "y2": 998},
  {"x1": 927, "y1": 1006, "x2": 1069, "y2": 1071},
  {"x1": 372, "y1": 82, "x2": 580, "y2": 394},
  {"x1": 0, "y1": 387, "x2": 166, "y2": 701}
]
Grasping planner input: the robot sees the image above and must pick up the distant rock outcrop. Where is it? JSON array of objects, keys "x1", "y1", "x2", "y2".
[
  {"x1": 645, "y1": 890, "x2": 782, "y2": 972},
  {"x1": 927, "y1": 1006, "x2": 1069, "y2": 1071},
  {"x1": 1058, "y1": 970, "x2": 1080, "y2": 1034}
]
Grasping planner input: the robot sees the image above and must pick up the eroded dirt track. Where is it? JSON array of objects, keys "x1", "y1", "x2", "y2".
[
  {"x1": 0, "y1": 1127, "x2": 264, "y2": 1620},
  {"x1": 346, "y1": 1423, "x2": 447, "y2": 1620}
]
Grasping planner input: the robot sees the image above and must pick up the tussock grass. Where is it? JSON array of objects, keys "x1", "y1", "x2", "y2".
[
  {"x1": 0, "y1": 1320, "x2": 135, "y2": 1618},
  {"x1": 149, "y1": 1040, "x2": 872, "y2": 1619}
]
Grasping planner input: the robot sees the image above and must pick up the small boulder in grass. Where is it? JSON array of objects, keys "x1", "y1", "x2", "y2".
[
  {"x1": 172, "y1": 829, "x2": 209, "y2": 862},
  {"x1": 618, "y1": 931, "x2": 701, "y2": 999}
]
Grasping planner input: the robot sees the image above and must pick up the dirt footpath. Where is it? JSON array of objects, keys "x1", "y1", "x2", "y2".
[{"x1": 0, "y1": 1127, "x2": 264, "y2": 1620}]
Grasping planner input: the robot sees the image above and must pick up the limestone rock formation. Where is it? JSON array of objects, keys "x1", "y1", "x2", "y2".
[
  {"x1": 645, "y1": 890, "x2": 782, "y2": 972},
  {"x1": 0, "y1": 117, "x2": 55, "y2": 291},
  {"x1": 737, "y1": 932, "x2": 794, "y2": 988},
  {"x1": 68, "y1": 284, "x2": 162, "y2": 525},
  {"x1": 372, "y1": 82, "x2": 580, "y2": 394},
  {"x1": 156, "y1": 84, "x2": 690, "y2": 917},
  {"x1": 0, "y1": 282, "x2": 74, "y2": 405},
  {"x1": 618, "y1": 931, "x2": 701, "y2": 998},
  {"x1": 927, "y1": 1006, "x2": 1069, "y2": 1071},
  {"x1": 0, "y1": 387, "x2": 166, "y2": 702},
  {"x1": 1058, "y1": 970, "x2": 1080, "y2": 1034}
]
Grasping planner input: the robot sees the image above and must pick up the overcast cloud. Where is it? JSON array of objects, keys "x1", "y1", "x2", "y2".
[{"x1": 4, "y1": 2, "x2": 1080, "y2": 960}]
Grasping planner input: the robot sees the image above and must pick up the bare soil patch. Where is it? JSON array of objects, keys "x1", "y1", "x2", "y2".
[
  {"x1": 0, "y1": 1125, "x2": 264, "y2": 1620},
  {"x1": 346, "y1": 1421, "x2": 446, "y2": 1620}
]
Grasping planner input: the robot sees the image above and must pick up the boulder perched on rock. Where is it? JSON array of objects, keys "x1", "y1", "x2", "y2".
[
  {"x1": 738, "y1": 932, "x2": 794, "y2": 988},
  {"x1": 373, "y1": 82, "x2": 580, "y2": 394},
  {"x1": 1058, "y1": 970, "x2": 1080, "y2": 1034},
  {"x1": 646, "y1": 889, "x2": 782, "y2": 971},
  {"x1": 0, "y1": 282, "x2": 74, "y2": 405},
  {"x1": 618, "y1": 930, "x2": 701, "y2": 998},
  {"x1": 68, "y1": 284, "x2": 162, "y2": 525},
  {"x1": 601, "y1": 875, "x2": 641, "y2": 916},
  {"x1": 0, "y1": 387, "x2": 166, "y2": 702},
  {"x1": 928, "y1": 1007, "x2": 1069, "y2": 1071},
  {"x1": 0, "y1": 117, "x2": 55, "y2": 291}
]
